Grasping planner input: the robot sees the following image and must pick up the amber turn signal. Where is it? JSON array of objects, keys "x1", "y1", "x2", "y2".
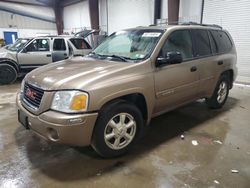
[{"x1": 70, "y1": 95, "x2": 87, "y2": 111}]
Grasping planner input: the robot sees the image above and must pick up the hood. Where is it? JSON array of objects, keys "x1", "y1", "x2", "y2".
[
  {"x1": 0, "y1": 48, "x2": 17, "y2": 60},
  {"x1": 25, "y1": 57, "x2": 140, "y2": 91}
]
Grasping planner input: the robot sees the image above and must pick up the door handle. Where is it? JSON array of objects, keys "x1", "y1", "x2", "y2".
[
  {"x1": 218, "y1": 61, "x2": 223, "y2": 65},
  {"x1": 46, "y1": 54, "x2": 51, "y2": 57},
  {"x1": 190, "y1": 66, "x2": 197, "y2": 72},
  {"x1": 63, "y1": 53, "x2": 67, "y2": 56}
]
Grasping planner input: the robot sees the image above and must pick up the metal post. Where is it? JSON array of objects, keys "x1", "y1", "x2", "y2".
[
  {"x1": 200, "y1": 0, "x2": 205, "y2": 24},
  {"x1": 154, "y1": 0, "x2": 162, "y2": 25},
  {"x1": 54, "y1": 0, "x2": 63, "y2": 35},
  {"x1": 168, "y1": 0, "x2": 180, "y2": 25},
  {"x1": 89, "y1": 0, "x2": 99, "y2": 30}
]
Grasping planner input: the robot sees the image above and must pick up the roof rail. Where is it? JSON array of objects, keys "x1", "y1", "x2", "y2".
[
  {"x1": 149, "y1": 21, "x2": 222, "y2": 29},
  {"x1": 181, "y1": 22, "x2": 223, "y2": 29}
]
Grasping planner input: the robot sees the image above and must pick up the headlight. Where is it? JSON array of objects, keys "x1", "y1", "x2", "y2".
[{"x1": 51, "y1": 91, "x2": 88, "y2": 113}]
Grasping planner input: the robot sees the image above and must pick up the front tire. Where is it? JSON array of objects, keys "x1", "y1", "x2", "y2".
[
  {"x1": 0, "y1": 64, "x2": 17, "y2": 85},
  {"x1": 206, "y1": 75, "x2": 230, "y2": 109},
  {"x1": 91, "y1": 100, "x2": 144, "y2": 158}
]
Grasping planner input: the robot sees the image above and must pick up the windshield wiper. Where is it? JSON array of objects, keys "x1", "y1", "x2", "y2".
[
  {"x1": 106, "y1": 54, "x2": 128, "y2": 62},
  {"x1": 88, "y1": 52, "x2": 102, "y2": 58},
  {"x1": 89, "y1": 53, "x2": 130, "y2": 62}
]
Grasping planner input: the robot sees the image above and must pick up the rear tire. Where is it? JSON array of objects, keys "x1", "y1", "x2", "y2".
[
  {"x1": 0, "y1": 64, "x2": 17, "y2": 85},
  {"x1": 206, "y1": 75, "x2": 229, "y2": 109},
  {"x1": 91, "y1": 100, "x2": 144, "y2": 158}
]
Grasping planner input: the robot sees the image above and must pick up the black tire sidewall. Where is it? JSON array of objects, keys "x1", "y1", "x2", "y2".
[
  {"x1": 0, "y1": 64, "x2": 17, "y2": 85},
  {"x1": 91, "y1": 101, "x2": 144, "y2": 158}
]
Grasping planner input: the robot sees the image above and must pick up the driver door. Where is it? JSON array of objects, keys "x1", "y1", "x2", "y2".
[
  {"x1": 153, "y1": 30, "x2": 200, "y2": 114},
  {"x1": 17, "y1": 38, "x2": 52, "y2": 66}
]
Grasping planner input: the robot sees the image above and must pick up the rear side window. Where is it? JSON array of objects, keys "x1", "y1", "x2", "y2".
[
  {"x1": 192, "y1": 30, "x2": 211, "y2": 57},
  {"x1": 210, "y1": 30, "x2": 232, "y2": 53},
  {"x1": 70, "y1": 38, "x2": 91, "y2": 49},
  {"x1": 53, "y1": 39, "x2": 66, "y2": 51}
]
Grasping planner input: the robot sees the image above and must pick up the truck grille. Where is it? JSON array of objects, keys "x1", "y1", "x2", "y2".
[{"x1": 22, "y1": 83, "x2": 44, "y2": 110}]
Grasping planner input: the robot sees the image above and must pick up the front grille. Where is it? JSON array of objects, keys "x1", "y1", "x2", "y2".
[{"x1": 22, "y1": 83, "x2": 44, "y2": 110}]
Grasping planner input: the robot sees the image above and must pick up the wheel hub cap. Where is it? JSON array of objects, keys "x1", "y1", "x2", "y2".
[
  {"x1": 104, "y1": 113, "x2": 136, "y2": 150},
  {"x1": 217, "y1": 81, "x2": 227, "y2": 104}
]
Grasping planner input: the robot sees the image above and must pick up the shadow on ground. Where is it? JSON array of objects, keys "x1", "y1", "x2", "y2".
[{"x1": 14, "y1": 97, "x2": 238, "y2": 181}]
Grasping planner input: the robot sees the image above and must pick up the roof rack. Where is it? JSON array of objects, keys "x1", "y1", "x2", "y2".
[
  {"x1": 149, "y1": 21, "x2": 222, "y2": 29},
  {"x1": 181, "y1": 22, "x2": 222, "y2": 29}
]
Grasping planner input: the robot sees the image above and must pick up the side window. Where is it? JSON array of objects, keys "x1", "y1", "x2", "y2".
[
  {"x1": 192, "y1": 30, "x2": 211, "y2": 56},
  {"x1": 53, "y1": 39, "x2": 66, "y2": 51},
  {"x1": 208, "y1": 31, "x2": 218, "y2": 54},
  {"x1": 26, "y1": 39, "x2": 49, "y2": 52},
  {"x1": 210, "y1": 30, "x2": 232, "y2": 53},
  {"x1": 161, "y1": 30, "x2": 193, "y2": 60},
  {"x1": 69, "y1": 38, "x2": 91, "y2": 49}
]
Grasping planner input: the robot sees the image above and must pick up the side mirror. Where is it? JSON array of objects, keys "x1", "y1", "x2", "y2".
[{"x1": 156, "y1": 51, "x2": 183, "y2": 67}]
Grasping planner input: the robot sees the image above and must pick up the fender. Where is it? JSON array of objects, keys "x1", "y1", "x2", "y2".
[
  {"x1": 96, "y1": 87, "x2": 155, "y2": 125},
  {"x1": 0, "y1": 58, "x2": 19, "y2": 72}
]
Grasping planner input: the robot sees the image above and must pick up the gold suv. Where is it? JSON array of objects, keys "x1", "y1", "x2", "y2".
[{"x1": 17, "y1": 23, "x2": 237, "y2": 157}]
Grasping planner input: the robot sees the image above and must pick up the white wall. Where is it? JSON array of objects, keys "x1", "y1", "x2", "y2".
[
  {"x1": 179, "y1": 0, "x2": 202, "y2": 23},
  {"x1": 203, "y1": 0, "x2": 250, "y2": 82},
  {"x1": 0, "y1": 10, "x2": 57, "y2": 39},
  {"x1": 99, "y1": 0, "x2": 108, "y2": 33},
  {"x1": 0, "y1": 1, "x2": 55, "y2": 22},
  {"x1": 107, "y1": 0, "x2": 154, "y2": 34},
  {"x1": 0, "y1": 11, "x2": 56, "y2": 30},
  {"x1": 63, "y1": 1, "x2": 91, "y2": 33},
  {"x1": 160, "y1": 0, "x2": 202, "y2": 23},
  {"x1": 0, "y1": 28, "x2": 57, "y2": 38},
  {"x1": 161, "y1": 0, "x2": 168, "y2": 19},
  {"x1": 62, "y1": 0, "x2": 203, "y2": 35}
]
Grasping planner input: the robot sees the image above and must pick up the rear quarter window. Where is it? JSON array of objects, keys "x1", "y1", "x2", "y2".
[
  {"x1": 210, "y1": 30, "x2": 232, "y2": 53},
  {"x1": 70, "y1": 38, "x2": 91, "y2": 49}
]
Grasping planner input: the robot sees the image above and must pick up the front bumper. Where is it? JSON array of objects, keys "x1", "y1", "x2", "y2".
[{"x1": 16, "y1": 93, "x2": 98, "y2": 146}]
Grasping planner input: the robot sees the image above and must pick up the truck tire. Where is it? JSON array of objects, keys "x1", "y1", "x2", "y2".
[
  {"x1": 0, "y1": 64, "x2": 17, "y2": 85},
  {"x1": 206, "y1": 74, "x2": 230, "y2": 109},
  {"x1": 91, "y1": 100, "x2": 144, "y2": 158}
]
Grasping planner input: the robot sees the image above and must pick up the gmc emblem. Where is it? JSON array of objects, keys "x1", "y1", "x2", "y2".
[{"x1": 25, "y1": 88, "x2": 36, "y2": 100}]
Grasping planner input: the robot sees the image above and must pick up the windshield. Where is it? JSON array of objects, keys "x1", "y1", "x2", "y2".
[
  {"x1": 7, "y1": 38, "x2": 31, "y2": 52},
  {"x1": 91, "y1": 29, "x2": 163, "y2": 62}
]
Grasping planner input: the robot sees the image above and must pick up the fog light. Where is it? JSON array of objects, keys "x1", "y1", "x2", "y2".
[{"x1": 47, "y1": 128, "x2": 59, "y2": 140}]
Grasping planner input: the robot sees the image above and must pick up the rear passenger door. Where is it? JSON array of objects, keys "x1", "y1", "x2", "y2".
[
  {"x1": 191, "y1": 29, "x2": 233, "y2": 97},
  {"x1": 153, "y1": 30, "x2": 200, "y2": 114},
  {"x1": 191, "y1": 29, "x2": 216, "y2": 97},
  {"x1": 52, "y1": 38, "x2": 68, "y2": 62},
  {"x1": 209, "y1": 30, "x2": 234, "y2": 74}
]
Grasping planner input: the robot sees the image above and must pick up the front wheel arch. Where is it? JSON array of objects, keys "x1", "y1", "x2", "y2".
[
  {"x1": 91, "y1": 99, "x2": 144, "y2": 157},
  {"x1": 0, "y1": 63, "x2": 18, "y2": 84},
  {"x1": 97, "y1": 93, "x2": 148, "y2": 124},
  {"x1": 0, "y1": 59, "x2": 19, "y2": 73}
]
